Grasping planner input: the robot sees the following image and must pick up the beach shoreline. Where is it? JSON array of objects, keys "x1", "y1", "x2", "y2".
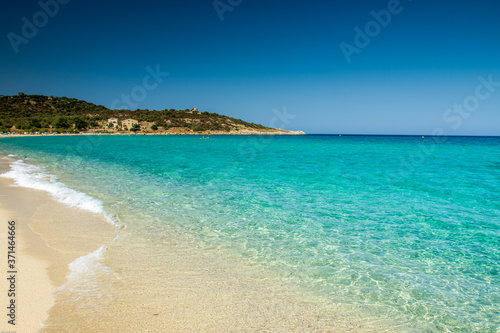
[
  {"x1": 0, "y1": 128, "x2": 306, "y2": 138},
  {"x1": 0, "y1": 197, "x2": 56, "y2": 332},
  {"x1": 0, "y1": 155, "x2": 370, "y2": 332},
  {"x1": 0, "y1": 157, "x2": 117, "y2": 332}
]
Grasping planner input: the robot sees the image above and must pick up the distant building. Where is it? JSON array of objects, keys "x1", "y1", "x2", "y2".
[
  {"x1": 122, "y1": 119, "x2": 139, "y2": 129},
  {"x1": 191, "y1": 108, "x2": 198, "y2": 112},
  {"x1": 108, "y1": 118, "x2": 119, "y2": 128}
]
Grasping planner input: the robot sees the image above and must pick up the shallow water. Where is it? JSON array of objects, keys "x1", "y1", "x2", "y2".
[{"x1": 1, "y1": 135, "x2": 499, "y2": 331}]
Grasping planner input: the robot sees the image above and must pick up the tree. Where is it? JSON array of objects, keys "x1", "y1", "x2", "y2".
[
  {"x1": 151, "y1": 123, "x2": 158, "y2": 131},
  {"x1": 73, "y1": 117, "x2": 88, "y2": 130},
  {"x1": 130, "y1": 123, "x2": 140, "y2": 132},
  {"x1": 193, "y1": 126, "x2": 206, "y2": 132},
  {"x1": 29, "y1": 118, "x2": 42, "y2": 129},
  {"x1": 55, "y1": 117, "x2": 70, "y2": 129}
]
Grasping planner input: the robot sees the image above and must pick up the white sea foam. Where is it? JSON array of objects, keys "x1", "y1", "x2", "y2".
[
  {"x1": 66, "y1": 245, "x2": 112, "y2": 286},
  {"x1": 1, "y1": 159, "x2": 118, "y2": 323},
  {"x1": 51, "y1": 246, "x2": 113, "y2": 310},
  {"x1": 1, "y1": 159, "x2": 118, "y2": 226}
]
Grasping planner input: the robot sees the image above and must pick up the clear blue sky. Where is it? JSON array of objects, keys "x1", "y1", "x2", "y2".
[{"x1": 1, "y1": 0, "x2": 499, "y2": 135}]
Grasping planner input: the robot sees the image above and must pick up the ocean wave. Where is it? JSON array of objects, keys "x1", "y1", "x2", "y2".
[
  {"x1": 48, "y1": 245, "x2": 114, "y2": 315},
  {"x1": 66, "y1": 245, "x2": 113, "y2": 286},
  {"x1": 0, "y1": 159, "x2": 118, "y2": 226},
  {"x1": 1, "y1": 154, "x2": 16, "y2": 159}
]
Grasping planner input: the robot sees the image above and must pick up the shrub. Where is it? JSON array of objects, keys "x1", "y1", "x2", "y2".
[
  {"x1": 55, "y1": 117, "x2": 70, "y2": 128},
  {"x1": 130, "y1": 123, "x2": 140, "y2": 132},
  {"x1": 73, "y1": 117, "x2": 88, "y2": 130}
]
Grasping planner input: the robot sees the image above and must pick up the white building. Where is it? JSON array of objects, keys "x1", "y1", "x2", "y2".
[
  {"x1": 108, "y1": 118, "x2": 119, "y2": 128},
  {"x1": 122, "y1": 119, "x2": 139, "y2": 129}
]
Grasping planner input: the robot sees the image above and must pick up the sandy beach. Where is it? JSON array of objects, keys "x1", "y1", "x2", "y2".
[
  {"x1": 0, "y1": 130, "x2": 306, "y2": 138},
  {"x1": 0, "y1": 157, "x2": 116, "y2": 332},
  {"x1": 0, "y1": 199, "x2": 55, "y2": 332},
  {"x1": 0, "y1": 154, "x2": 373, "y2": 332}
]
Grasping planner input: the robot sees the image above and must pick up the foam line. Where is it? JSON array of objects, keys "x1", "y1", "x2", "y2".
[{"x1": 1, "y1": 159, "x2": 118, "y2": 226}]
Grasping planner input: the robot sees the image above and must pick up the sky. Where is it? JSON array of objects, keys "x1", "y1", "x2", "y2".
[{"x1": 0, "y1": 0, "x2": 499, "y2": 135}]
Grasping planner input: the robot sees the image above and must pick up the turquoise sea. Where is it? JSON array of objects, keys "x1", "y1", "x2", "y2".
[{"x1": 1, "y1": 135, "x2": 499, "y2": 331}]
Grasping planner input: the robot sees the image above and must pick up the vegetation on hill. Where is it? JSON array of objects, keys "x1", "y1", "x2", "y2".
[{"x1": 0, "y1": 93, "x2": 272, "y2": 133}]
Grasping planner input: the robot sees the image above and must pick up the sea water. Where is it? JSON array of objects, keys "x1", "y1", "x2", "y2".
[{"x1": 1, "y1": 135, "x2": 499, "y2": 331}]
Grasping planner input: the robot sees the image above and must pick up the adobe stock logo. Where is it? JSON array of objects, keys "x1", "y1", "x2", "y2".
[
  {"x1": 111, "y1": 65, "x2": 169, "y2": 110},
  {"x1": 395, "y1": 74, "x2": 499, "y2": 179},
  {"x1": 7, "y1": 0, "x2": 70, "y2": 54},
  {"x1": 339, "y1": 0, "x2": 409, "y2": 64},
  {"x1": 442, "y1": 75, "x2": 500, "y2": 130},
  {"x1": 213, "y1": 0, "x2": 243, "y2": 22}
]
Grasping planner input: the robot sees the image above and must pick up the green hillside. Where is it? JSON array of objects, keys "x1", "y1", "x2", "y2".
[{"x1": 0, "y1": 93, "x2": 271, "y2": 133}]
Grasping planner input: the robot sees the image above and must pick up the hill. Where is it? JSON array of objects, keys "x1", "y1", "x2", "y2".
[{"x1": 0, "y1": 93, "x2": 304, "y2": 135}]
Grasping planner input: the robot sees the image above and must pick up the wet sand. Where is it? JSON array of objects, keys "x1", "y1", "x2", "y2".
[
  {"x1": 0, "y1": 156, "x2": 391, "y2": 332},
  {"x1": 0, "y1": 158, "x2": 116, "y2": 332},
  {"x1": 0, "y1": 204, "x2": 55, "y2": 332},
  {"x1": 43, "y1": 232, "x2": 363, "y2": 332}
]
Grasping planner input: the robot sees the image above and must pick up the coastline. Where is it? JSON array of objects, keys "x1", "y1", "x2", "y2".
[
  {"x1": 0, "y1": 155, "x2": 368, "y2": 332},
  {"x1": 0, "y1": 199, "x2": 55, "y2": 332},
  {"x1": 0, "y1": 130, "x2": 306, "y2": 138},
  {"x1": 0, "y1": 125, "x2": 496, "y2": 331},
  {"x1": 0, "y1": 157, "x2": 116, "y2": 332},
  {"x1": 0, "y1": 127, "x2": 307, "y2": 138}
]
